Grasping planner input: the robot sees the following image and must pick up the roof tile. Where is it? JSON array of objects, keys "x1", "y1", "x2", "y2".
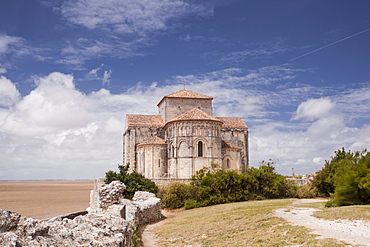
[
  {"x1": 217, "y1": 117, "x2": 248, "y2": 129},
  {"x1": 126, "y1": 115, "x2": 164, "y2": 127},
  {"x1": 167, "y1": 108, "x2": 222, "y2": 124},
  {"x1": 137, "y1": 136, "x2": 167, "y2": 147}
]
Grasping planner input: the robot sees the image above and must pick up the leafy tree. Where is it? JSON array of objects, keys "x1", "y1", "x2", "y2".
[
  {"x1": 105, "y1": 164, "x2": 158, "y2": 199},
  {"x1": 246, "y1": 161, "x2": 298, "y2": 199},
  {"x1": 313, "y1": 148, "x2": 358, "y2": 197},
  {"x1": 313, "y1": 148, "x2": 370, "y2": 206},
  {"x1": 331, "y1": 151, "x2": 370, "y2": 206}
]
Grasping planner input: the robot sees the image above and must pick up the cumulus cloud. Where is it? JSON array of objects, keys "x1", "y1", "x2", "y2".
[
  {"x1": 293, "y1": 97, "x2": 335, "y2": 121},
  {"x1": 2, "y1": 73, "x2": 90, "y2": 136},
  {"x1": 0, "y1": 76, "x2": 21, "y2": 107}
]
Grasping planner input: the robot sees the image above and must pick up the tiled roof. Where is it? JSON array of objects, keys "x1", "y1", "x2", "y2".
[
  {"x1": 157, "y1": 89, "x2": 213, "y2": 106},
  {"x1": 166, "y1": 108, "x2": 223, "y2": 125},
  {"x1": 137, "y1": 136, "x2": 167, "y2": 147},
  {"x1": 126, "y1": 114, "x2": 164, "y2": 127},
  {"x1": 216, "y1": 117, "x2": 248, "y2": 129},
  {"x1": 222, "y1": 140, "x2": 242, "y2": 150}
]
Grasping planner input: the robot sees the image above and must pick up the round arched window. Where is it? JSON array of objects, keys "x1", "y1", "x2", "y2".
[{"x1": 198, "y1": 141, "x2": 203, "y2": 157}]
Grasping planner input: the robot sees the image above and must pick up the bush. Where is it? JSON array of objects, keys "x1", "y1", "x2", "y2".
[
  {"x1": 296, "y1": 183, "x2": 318, "y2": 198},
  {"x1": 158, "y1": 182, "x2": 193, "y2": 209},
  {"x1": 105, "y1": 164, "x2": 158, "y2": 199},
  {"x1": 159, "y1": 162, "x2": 298, "y2": 209}
]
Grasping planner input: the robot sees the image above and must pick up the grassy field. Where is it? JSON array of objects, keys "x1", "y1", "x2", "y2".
[{"x1": 153, "y1": 199, "x2": 349, "y2": 247}]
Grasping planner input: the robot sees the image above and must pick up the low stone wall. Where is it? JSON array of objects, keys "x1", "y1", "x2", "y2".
[{"x1": 0, "y1": 179, "x2": 162, "y2": 247}]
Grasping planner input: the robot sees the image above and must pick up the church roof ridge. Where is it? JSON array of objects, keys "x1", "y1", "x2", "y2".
[
  {"x1": 126, "y1": 114, "x2": 164, "y2": 128},
  {"x1": 165, "y1": 107, "x2": 222, "y2": 125},
  {"x1": 157, "y1": 89, "x2": 213, "y2": 106},
  {"x1": 137, "y1": 136, "x2": 167, "y2": 146}
]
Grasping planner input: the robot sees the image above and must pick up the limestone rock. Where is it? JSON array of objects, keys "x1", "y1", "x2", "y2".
[
  {"x1": 99, "y1": 180, "x2": 126, "y2": 210},
  {"x1": 0, "y1": 209, "x2": 21, "y2": 232},
  {"x1": 132, "y1": 191, "x2": 162, "y2": 225},
  {"x1": 0, "y1": 208, "x2": 133, "y2": 247}
]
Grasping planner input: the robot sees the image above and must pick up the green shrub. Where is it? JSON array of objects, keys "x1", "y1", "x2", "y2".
[
  {"x1": 105, "y1": 164, "x2": 158, "y2": 199},
  {"x1": 296, "y1": 183, "x2": 318, "y2": 199},
  {"x1": 158, "y1": 182, "x2": 193, "y2": 209},
  {"x1": 159, "y1": 162, "x2": 298, "y2": 210}
]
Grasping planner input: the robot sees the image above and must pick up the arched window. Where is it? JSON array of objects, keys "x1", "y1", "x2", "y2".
[
  {"x1": 198, "y1": 141, "x2": 203, "y2": 157},
  {"x1": 226, "y1": 159, "x2": 230, "y2": 169}
]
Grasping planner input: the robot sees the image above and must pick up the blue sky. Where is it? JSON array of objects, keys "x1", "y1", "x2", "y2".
[{"x1": 1, "y1": 0, "x2": 370, "y2": 180}]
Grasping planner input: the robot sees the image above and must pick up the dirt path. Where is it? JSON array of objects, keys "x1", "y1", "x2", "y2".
[
  {"x1": 275, "y1": 199, "x2": 370, "y2": 246},
  {"x1": 141, "y1": 209, "x2": 182, "y2": 247}
]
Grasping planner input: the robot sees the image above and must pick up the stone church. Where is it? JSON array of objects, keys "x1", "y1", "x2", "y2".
[{"x1": 123, "y1": 89, "x2": 249, "y2": 179}]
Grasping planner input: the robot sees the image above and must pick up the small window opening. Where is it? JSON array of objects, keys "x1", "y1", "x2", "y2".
[{"x1": 198, "y1": 141, "x2": 203, "y2": 157}]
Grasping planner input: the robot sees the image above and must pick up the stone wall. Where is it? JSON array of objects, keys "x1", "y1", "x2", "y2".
[{"x1": 221, "y1": 128, "x2": 249, "y2": 168}]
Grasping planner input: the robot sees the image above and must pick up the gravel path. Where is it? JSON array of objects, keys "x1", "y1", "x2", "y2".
[{"x1": 275, "y1": 199, "x2": 370, "y2": 246}]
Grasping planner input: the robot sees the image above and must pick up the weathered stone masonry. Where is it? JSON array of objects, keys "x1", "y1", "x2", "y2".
[{"x1": 123, "y1": 89, "x2": 249, "y2": 180}]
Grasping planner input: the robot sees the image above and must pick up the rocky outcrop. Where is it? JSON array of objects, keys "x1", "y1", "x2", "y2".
[
  {"x1": 0, "y1": 208, "x2": 133, "y2": 247},
  {"x1": 88, "y1": 179, "x2": 162, "y2": 226},
  {"x1": 0, "y1": 179, "x2": 162, "y2": 247}
]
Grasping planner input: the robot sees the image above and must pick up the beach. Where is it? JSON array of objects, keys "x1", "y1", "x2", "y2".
[{"x1": 0, "y1": 180, "x2": 94, "y2": 219}]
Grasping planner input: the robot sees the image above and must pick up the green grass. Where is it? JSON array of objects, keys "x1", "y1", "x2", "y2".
[{"x1": 153, "y1": 199, "x2": 348, "y2": 246}]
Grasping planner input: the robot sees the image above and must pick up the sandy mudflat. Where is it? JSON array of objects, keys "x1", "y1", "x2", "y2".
[{"x1": 0, "y1": 180, "x2": 94, "y2": 219}]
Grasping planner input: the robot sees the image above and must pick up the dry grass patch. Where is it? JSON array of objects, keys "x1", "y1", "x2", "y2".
[
  {"x1": 313, "y1": 205, "x2": 370, "y2": 221},
  {"x1": 154, "y1": 199, "x2": 346, "y2": 246}
]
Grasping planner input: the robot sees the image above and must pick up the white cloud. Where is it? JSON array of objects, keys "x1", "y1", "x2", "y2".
[
  {"x1": 0, "y1": 34, "x2": 37, "y2": 58},
  {"x1": 2, "y1": 72, "x2": 90, "y2": 136},
  {"x1": 102, "y1": 69, "x2": 112, "y2": 85},
  {"x1": 58, "y1": 0, "x2": 213, "y2": 35},
  {"x1": 0, "y1": 34, "x2": 24, "y2": 54},
  {"x1": 0, "y1": 67, "x2": 7, "y2": 74},
  {"x1": 87, "y1": 64, "x2": 103, "y2": 79},
  {"x1": 58, "y1": 37, "x2": 147, "y2": 66},
  {"x1": 50, "y1": 0, "x2": 215, "y2": 66},
  {"x1": 293, "y1": 98, "x2": 335, "y2": 121},
  {"x1": 219, "y1": 39, "x2": 303, "y2": 63},
  {"x1": 0, "y1": 76, "x2": 21, "y2": 107}
]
